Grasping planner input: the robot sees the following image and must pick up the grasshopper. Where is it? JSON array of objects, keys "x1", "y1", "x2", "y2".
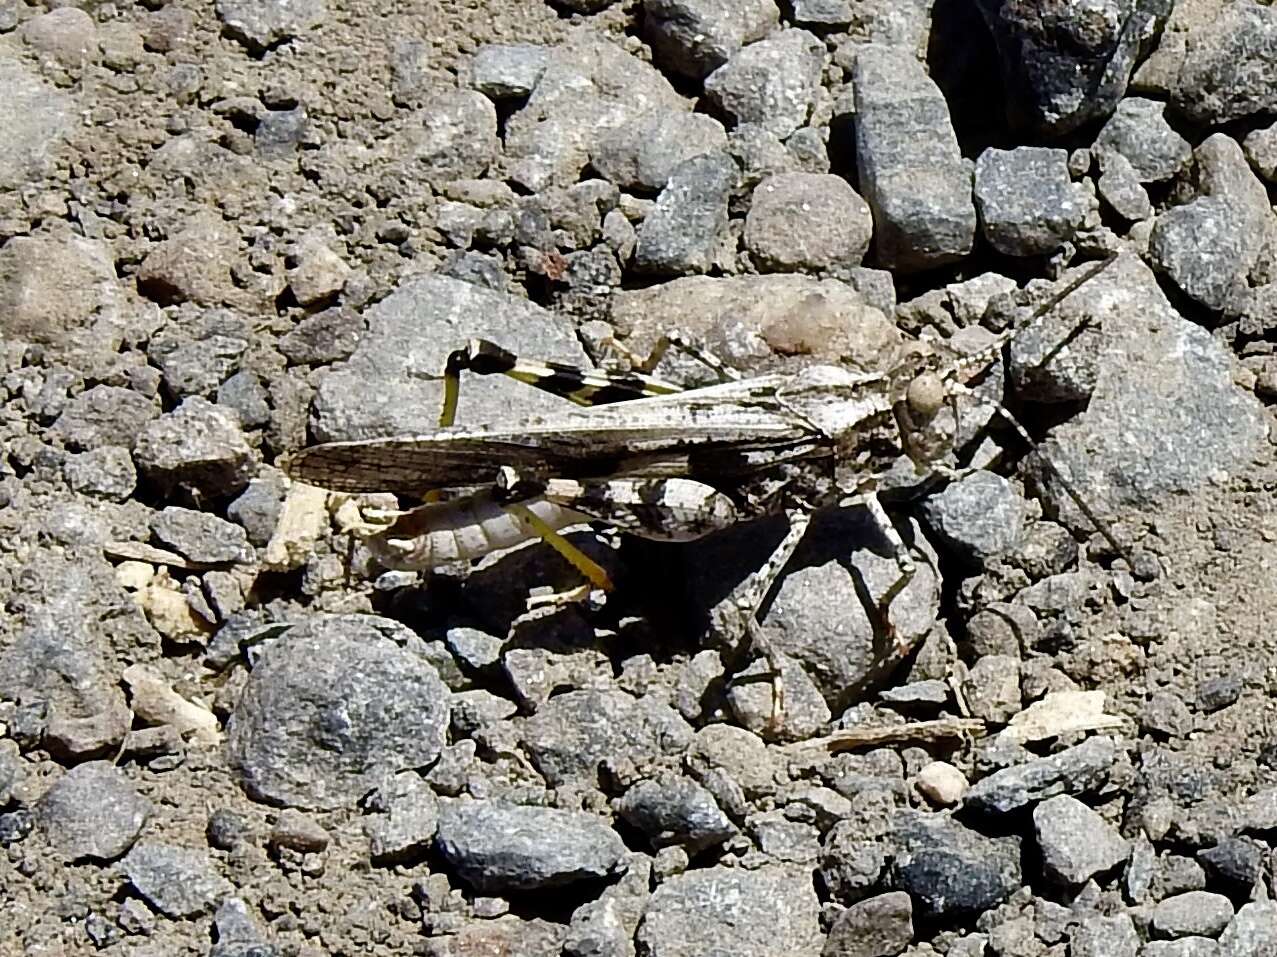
[{"x1": 285, "y1": 257, "x2": 1122, "y2": 719}]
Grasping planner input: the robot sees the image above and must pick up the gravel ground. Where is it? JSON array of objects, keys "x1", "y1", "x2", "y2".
[{"x1": 3, "y1": 0, "x2": 1277, "y2": 955}]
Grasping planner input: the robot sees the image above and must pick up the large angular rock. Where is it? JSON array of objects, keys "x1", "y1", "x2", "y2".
[
  {"x1": 853, "y1": 47, "x2": 975, "y2": 272},
  {"x1": 1172, "y1": 1, "x2": 1277, "y2": 125},
  {"x1": 703, "y1": 29, "x2": 825, "y2": 139},
  {"x1": 643, "y1": 0, "x2": 779, "y2": 81}
]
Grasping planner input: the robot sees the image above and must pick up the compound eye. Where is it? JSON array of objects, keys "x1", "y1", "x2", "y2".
[{"x1": 906, "y1": 372, "x2": 946, "y2": 418}]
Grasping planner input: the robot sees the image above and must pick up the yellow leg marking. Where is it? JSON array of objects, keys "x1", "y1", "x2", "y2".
[
  {"x1": 439, "y1": 370, "x2": 460, "y2": 427},
  {"x1": 506, "y1": 503, "x2": 614, "y2": 592}
]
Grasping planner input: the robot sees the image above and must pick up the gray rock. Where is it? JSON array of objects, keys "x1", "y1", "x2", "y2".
[
  {"x1": 35, "y1": 762, "x2": 151, "y2": 861},
  {"x1": 634, "y1": 151, "x2": 738, "y2": 276},
  {"x1": 923, "y1": 470, "x2": 1027, "y2": 563},
  {"x1": 217, "y1": 370, "x2": 270, "y2": 430},
  {"x1": 964, "y1": 736, "x2": 1117, "y2": 816},
  {"x1": 0, "y1": 52, "x2": 74, "y2": 189},
  {"x1": 685, "y1": 509, "x2": 939, "y2": 713},
  {"x1": 974, "y1": 0, "x2": 1171, "y2": 135},
  {"x1": 853, "y1": 46, "x2": 975, "y2": 272},
  {"x1": 278, "y1": 306, "x2": 362, "y2": 365},
  {"x1": 636, "y1": 866, "x2": 821, "y2": 957},
  {"x1": 1218, "y1": 900, "x2": 1277, "y2": 955},
  {"x1": 1096, "y1": 150, "x2": 1153, "y2": 222},
  {"x1": 435, "y1": 801, "x2": 627, "y2": 892},
  {"x1": 311, "y1": 273, "x2": 584, "y2": 440},
  {"x1": 1198, "y1": 837, "x2": 1267, "y2": 893},
  {"x1": 122, "y1": 842, "x2": 233, "y2": 918},
  {"x1": 151, "y1": 506, "x2": 253, "y2": 564},
  {"x1": 226, "y1": 472, "x2": 286, "y2": 547},
  {"x1": 51, "y1": 386, "x2": 159, "y2": 451},
  {"x1": 726, "y1": 652, "x2": 831, "y2": 742},
  {"x1": 210, "y1": 897, "x2": 273, "y2": 957},
  {"x1": 704, "y1": 29, "x2": 825, "y2": 139},
  {"x1": 1142, "y1": 940, "x2": 1220, "y2": 957},
  {"x1": 1142, "y1": 690, "x2": 1193, "y2": 738},
  {"x1": 617, "y1": 776, "x2": 736, "y2": 851},
  {"x1": 1153, "y1": 891, "x2": 1235, "y2": 939},
  {"x1": 1149, "y1": 134, "x2": 1272, "y2": 313},
  {"x1": 136, "y1": 211, "x2": 241, "y2": 307},
  {"x1": 132, "y1": 396, "x2": 255, "y2": 496},
  {"x1": 822, "y1": 892, "x2": 912, "y2": 957},
  {"x1": 0, "y1": 554, "x2": 144, "y2": 757},
  {"x1": 887, "y1": 809, "x2": 1021, "y2": 918},
  {"x1": 363, "y1": 772, "x2": 439, "y2": 864},
  {"x1": 1033, "y1": 794, "x2": 1130, "y2": 885},
  {"x1": 685, "y1": 723, "x2": 778, "y2": 807},
  {"x1": 1093, "y1": 97, "x2": 1192, "y2": 183},
  {"x1": 962, "y1": 654, "x2": 1022, "y2": 725},
  {"x1": 973, "y1": 147, "x2": 1089, "y2": 257},
  {"x1": 643, "y1": 0, "x2": 780, "y2": 81},
  {"x1": 226, "y1": 616, "x2": 449, "y2": 809},
  {"x1": 502, "y1": 35, "x2": 685, "y2": 191},
  {"x1": 791, "y1": 0, "x2": 852, "y2": 28},
  {"x1": 268, "y1": 809, "x2": 329, "y2": 854},
  {"x1": 564, "y1": 855, "x2": 651, "y2": 957},
  {"x1": 1242, "y1": 120, "x2": 1277, "y2": 183},
  {"x1": 1069, "y1": 913, "x2": 1139, "y2": 957},
  {"x1": 785, "y1": 126, "x2": 828, "y2": 173},
  {"x1": 404, "y1": 90, "x2": 498, "y2": 180},
  {"x1": 519, "y1": 689, "x2": 692, "y2": 788},
  {"x1": 592, "y1": 110, "x2": 728, "y2": 193},
  {"x1": 0, "y1": 234, "x2": 132, "y2": 360},
  {"x1": 445, "y1": 626, "x2": 503, "y2": 670},
  {"x1": 1021, "y1": 254, "x2": 1267, "y2": 530},
  {"x1": 728, "y1": 123, "x2": 798, "y2": 187},
  {"x1": 215, "y1": 0, "x2": 326, "y2": 51},
  {"x1": 63, "y1": 446, "x2": 137, "y2": 501},
  {"x1": 1238, "y1": 785, "x2": 1277, "y2": 833},
  {"x1": 1172, "y1": 2, "x2": 1277, "y2": 125},
  {"x1": 744, "y1": 172, "x2": 872, "y2": 271},
  {"x1": 470, "y1": 43, "x2": 550, "y2": 100},
  {"x1": 149, "y1": 330, "x2": 248, "y2": 399},
  {"x1": 832, "y1": 0, "x2": 933, "y2": 56}
]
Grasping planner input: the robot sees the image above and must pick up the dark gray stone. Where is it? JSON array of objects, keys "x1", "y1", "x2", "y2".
[
  {"x1": 962, "y1": 654, "x2": 1022, "y2": 724},
  {"x1": 1149, "y1": 135, "x2": 1273, "y2": 313},
  {"x1": 278, "y1": 306, "x2": 362, "y2": 365},
  {"x1": 123, "y1": 842, "x2": 233, "y2": 917},
  {"x1": 151, "y1": 506, "x2": 253, "y2": 564},
  {"x1": 564, "y1": 855, "x2": 651, "y2": 957},
  {"x1": 51, "y1": 386, "x2": 159, "y2": 451},
  {"x1": 149, "y1": 330, "x2": 247, "y2": 399},
  {"x1": 1243, "y1": 120, "x2": 1277, "y2": 183},
  {"x1": 226, "y1": 472, "x2": 287, "y2": 547},
  {"x1": 923, "y1": 470, "x2": 1027, "y2": 562},
  {"x1": 592, "y1": 110, "x2": 728, "y2": 193},
  {"x1": 63, "y1": 446, "x2": 137, "y2": 501},
  {"x1": 132, "y1": 397, "x2": 255, "y2": 496},
  {"x1": 964, "y1": 736, "x2": 1117, "y2": 816},
  {"x1": 617, "y1": 777, "x2": 736, "y2": 851},
  {"x1": 216, "y1": 371, "x2": 270, "y2": 430},
  {"x1": 791, "y1": 0, "x2": 851, "y2": 27},
  {"x1": 744, "y1": 172, "x2": 872, "y2": 271},
  {"x1": 643, "y1": 0, "x2": 779, "y2": 81},
  {"x1": 215, "y1": 0, "x2": 326, "y2": 52},
  {"x1": 310, "y1": 273, "x2": 584, "y2": 440},
  {"x1": 35, "y1": 762, "x2": 151, "y2": 861},
  {"x1": 1153, "y1": 891, "x2": 1235, "y2": 939},
  {"x1": 226, "y1": 616, "x2": 449, "y2": 809},
  {"x1": 1198, "y1": 837, "x2": 1267, "y2": 892},
  {"x1": 1094, "y1": 97, "x2": 1192, "y2": 183},
  {"x1": 1172, "y1": 2, "x2": 1277, "y2": 125},
  {"x1": 975, "y1": 0, "x2": 1171, "y2": 135},
  {"x1": 1020, "y1": 254, "x2": 1267, "y2": 530},
  {"x1": 1033, "y1": 794, "x2": 1129, "y2": 885},
  {"x1": 636, "y1": 866, "x2": 822, "y2": 957},
  {"x1": 1096, "y1": 150, "x2": 1153, "y2": 222},
  {"x1": 518, "y1": 689, "x2": 692, "y2": 788},
  {"x1": 704, "y1": 29, "x2": 825, "y2": 139},
  {"x1": 363, "y1": 772, "x2": 439, "y2": 864},
  {"x1": 470, "y1": 43, "x2": 549, "y2": 100},
  {"x1": 822, "y1": 892, "x2": 912, "y2": 957},
  {"x1": 887, "y1": 809, "x2": 1021, "y2": 918},
  {"x1": 210, "y1": 897, "x2": 275, "y2": 957},
  {"x1": 634, "y1": 151, "x2": 738, "y2": 276},
  {"x1": 973, "y1": 146, "x2": 1089, "y2": 256},
  {"x1": 435, "y1": 801, "x2": 627, "y2": 892},
  {"x1": 853, "y1": 46, "x2": 975, "y2": 272},
  {"x1": 404, "y1": 90, "x2": 498, "y2": 180}
]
